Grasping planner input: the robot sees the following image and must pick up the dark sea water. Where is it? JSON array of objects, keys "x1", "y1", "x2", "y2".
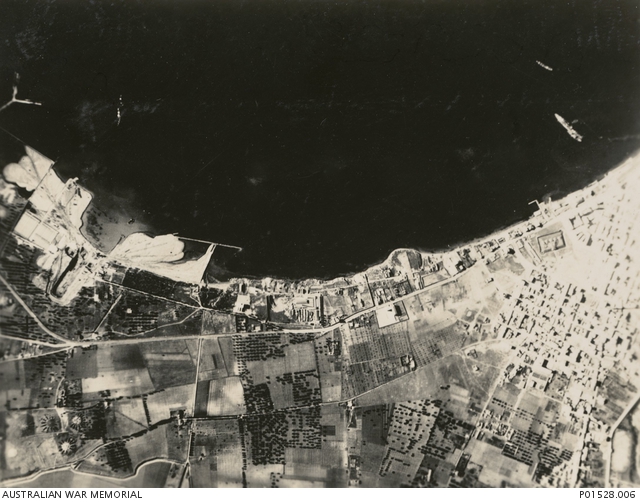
[{"x1": 1, "y1": 0, "x2": 639, "y2": 279}]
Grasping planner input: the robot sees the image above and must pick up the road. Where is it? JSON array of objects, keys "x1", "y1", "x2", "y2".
[
  {"x1": 604, "y1": 390, "x2": 640, "y2": 487},
  {"x1": 0, "y1": 259, "x2": 469, "y2": 353},
  {"x1": 0, "y1": 273, "x2": 76, "y2": 346},
  {"x1": 342, "y1": 267, "x2": 468, "y2": 324}
]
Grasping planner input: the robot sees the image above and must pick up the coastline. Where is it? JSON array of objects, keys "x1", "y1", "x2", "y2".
[{"x1": 68, "y1": 150, "x2": 640, "y2": 289}]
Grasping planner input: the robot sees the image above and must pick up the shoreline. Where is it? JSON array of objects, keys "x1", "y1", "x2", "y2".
[
  {"x1": 218, "y1": 150, "x2": 639, "y2": 291},
  {"x1": 67, "y1": 150, "x2": 640, "y2": 288}
]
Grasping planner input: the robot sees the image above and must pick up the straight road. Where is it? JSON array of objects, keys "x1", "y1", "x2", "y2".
[{"x1": 604, "y1": 391, "x2": 640, "y2": 487}]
